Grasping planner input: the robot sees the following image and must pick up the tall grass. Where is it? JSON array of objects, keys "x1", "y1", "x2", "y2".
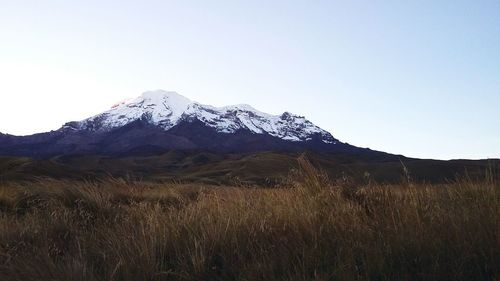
[{"x1": 0, "y1": 167, "x2": 498, "y2": 280}]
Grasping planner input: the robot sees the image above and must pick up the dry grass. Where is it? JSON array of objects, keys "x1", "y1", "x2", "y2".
[{"x1": 0, "y1": 162, "x2": 498, "y2": 280}]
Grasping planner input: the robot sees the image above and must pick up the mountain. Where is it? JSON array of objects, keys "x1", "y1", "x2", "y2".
[
  {"x1": 2, "y1": 90, "x2": 497, "y2": 184},
  {"x1": 0, "y1": 90, "x2": 382, "y2": 158}
]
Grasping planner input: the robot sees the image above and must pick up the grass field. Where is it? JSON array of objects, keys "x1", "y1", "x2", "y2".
[{"x1": 0, "y1": 158, "x2": 498, "y2": 280}]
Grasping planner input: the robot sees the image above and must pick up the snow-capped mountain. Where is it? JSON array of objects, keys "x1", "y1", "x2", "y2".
[
  {"x1": 0, "y1": 89, "x2": 378, "y2": 158},
  {"x1": 63, "y1": 90, "x2": 337, "y2": 144}
]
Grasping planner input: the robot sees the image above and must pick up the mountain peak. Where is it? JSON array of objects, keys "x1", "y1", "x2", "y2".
[
  {"x1": 222, "y1": 104, "x2": 258, "y2": 112},
  {"x1": 64, "y1": 90, "x2": 337, "y2": 144},
  {"x1": 140, "y1": 90, "x2": 190, "y2": 102}
]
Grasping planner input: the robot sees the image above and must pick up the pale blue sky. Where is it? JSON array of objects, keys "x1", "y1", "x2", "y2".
[{"x1": 0, "y1": 0, "x2": 499, "y2": 159}]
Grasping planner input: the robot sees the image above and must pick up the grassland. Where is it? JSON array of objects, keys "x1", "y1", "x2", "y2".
[{"x1": 0, "y1": 158, "x2": 498, "y2": 280}]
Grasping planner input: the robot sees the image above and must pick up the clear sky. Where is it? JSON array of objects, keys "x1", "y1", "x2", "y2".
[{"x1": 0, "y1": 0, "x2": 499, "y2": 160}]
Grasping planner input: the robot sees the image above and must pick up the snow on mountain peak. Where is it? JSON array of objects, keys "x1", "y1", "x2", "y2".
[
  {"x1": 140, "y1": 90, "x2": 191, "y2": 104},
  {"x1": 63, "y1": 90, "x2": 337, "y2": 144}
]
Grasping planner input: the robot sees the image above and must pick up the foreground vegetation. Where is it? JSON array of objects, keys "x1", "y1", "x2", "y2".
[{"x1": 0, "y1": 159, "x2": 498, "y2": 281}]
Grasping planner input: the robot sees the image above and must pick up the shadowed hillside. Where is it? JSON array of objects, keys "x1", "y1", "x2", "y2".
[{"x1": 1, "y1": 152, "x2": 498, "y2": 185}]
